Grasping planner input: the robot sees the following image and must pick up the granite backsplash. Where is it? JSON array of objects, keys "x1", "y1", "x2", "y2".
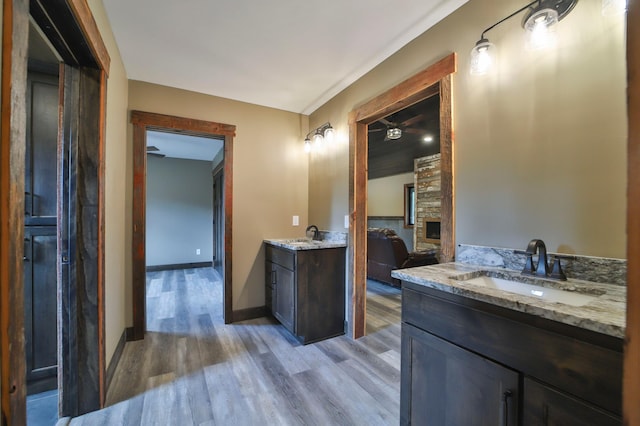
[{"x1": 457, "y1": 244, "x2": 627, "y2": 286}]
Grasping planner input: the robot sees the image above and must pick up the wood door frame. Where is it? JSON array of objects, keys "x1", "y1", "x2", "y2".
[
  {"x1": 624, "y1": 0, "x2": 639, "y2": 423},
  {"x1": 348, "y1": 53, "x2": 456, "y2": 339},
  {"x1": 130, "y1": 111, "x2": 235, "y2": 340},
  {"x1": 1, "y1": 0, "x2": 110, "y2": 422}
]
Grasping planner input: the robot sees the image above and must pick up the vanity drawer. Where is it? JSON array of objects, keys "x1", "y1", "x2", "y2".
[
  {"x1": 265, "y1": 245, "x2": 295, "y2": 270},
  {"x1": 401, "y1": 283, "x2": 623, "y2": 415}
]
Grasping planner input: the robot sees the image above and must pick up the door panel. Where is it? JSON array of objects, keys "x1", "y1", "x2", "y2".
[
  {"x1": 24, "y1": 227, "x2": 58, "y2": 394},
  {"x1": 25, "y1": 72, "x2": 59, "y2": 226},
  {"x1": 24, "y1": 70, "x2": 59, "y2": 395}
]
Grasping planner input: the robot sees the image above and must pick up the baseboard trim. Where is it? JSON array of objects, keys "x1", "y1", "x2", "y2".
[
  {"x1": 106, "y1": 328, "x2": 128, "y2": 392},
  {"x1": 232, "y1": 306, "x2": 268, "y2": 322},
  {"x1": 146, "y1": 261, "x2": 213, "y2": 272}
]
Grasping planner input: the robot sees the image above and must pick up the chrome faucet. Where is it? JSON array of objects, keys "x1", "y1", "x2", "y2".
[
  {"x1": 305, "y1": 225, "x2": 319, "y2": 240},
  {"x1": 522, "y1": 239, "x2": 549, "y2": 277}
]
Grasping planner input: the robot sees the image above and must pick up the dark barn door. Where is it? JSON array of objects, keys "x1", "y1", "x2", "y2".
[{"x1": 24, "y1": 70, "x2": 60, "y2": 394}]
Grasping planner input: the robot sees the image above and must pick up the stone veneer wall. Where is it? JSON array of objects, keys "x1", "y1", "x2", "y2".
[{"x1": 414, "y1": 153, "x2": 441, "y2": 251}]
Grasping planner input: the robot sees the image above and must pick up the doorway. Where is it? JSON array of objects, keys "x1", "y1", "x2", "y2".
[
  {"x1": 2, "y1": 1, "x2": 110, "y2": 423},
  {"x1": 131, "y1": 111, "x2": 236, "y2": 341},
  {"x1": 348, "y1": 53, "x2": 456, "y2": 339}
]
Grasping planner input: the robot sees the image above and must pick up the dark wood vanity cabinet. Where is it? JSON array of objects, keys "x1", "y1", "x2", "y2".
[
  {"x1": 402, "y1": 323, "x2": 518, "y2": 425},
  {"x1": 265, "y1": 244, "x2": 345, "y2": 344},
  {"x1": 400, "y1": 282, "x2": 623, "y2": 425}
]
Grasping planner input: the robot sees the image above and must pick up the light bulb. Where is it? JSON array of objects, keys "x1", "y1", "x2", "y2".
[
  {"x1": 312, "y1": 131, "x2": 323, "y2": 145},
  {"x1": 470, "y1": 38, "x2": 495, "y2": 75},
  {"x1": 304, "y1": 138, "x2": 311, "y2": 153},
  {"x1": 323, "y1": 125, "x2": 334, "y2": 142},
  {"x1": 525, "y1": 9, "x2": 558, "y2": 50},
  {"x1": 423, "y1": 135, "x2": 434, "y2": 143}
]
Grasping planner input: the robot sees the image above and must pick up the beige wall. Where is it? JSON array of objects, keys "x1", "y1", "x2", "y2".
[
  {"x1": 88, "y1": 0, "x2": 130, "y2": 367},
  {"x1": 309, "y1": 0, "x2": 627, "y2": 259},
  {"x1": 368, "y1": 172, "x2": 413, "y2": 217},
  {"x1": 127, "y1": 81, "x2": 309, "y2": 318}
]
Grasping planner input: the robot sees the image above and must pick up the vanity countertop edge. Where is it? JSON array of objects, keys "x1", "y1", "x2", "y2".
[
  {"x1": 264, "y1": 238, "x2": 347, "y2": 251},
  {"x1": 392, "y1": 262, "x2": 626, "y2": 339}
]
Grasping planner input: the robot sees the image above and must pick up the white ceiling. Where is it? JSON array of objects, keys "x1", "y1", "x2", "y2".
[
  {"x1": 103, "y1": 0, "x2": 468, "y2": 115},
  {"x1": 147, "y1": 131, "x2": 223, "y2": 161}
]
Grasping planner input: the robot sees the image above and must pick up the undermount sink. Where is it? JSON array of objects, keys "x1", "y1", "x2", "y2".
[{"x1": 451, "y1": 270, "x2": 603, "y2": 307}]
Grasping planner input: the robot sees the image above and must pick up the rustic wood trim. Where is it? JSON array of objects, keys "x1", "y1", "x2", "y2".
[
  {"x1": 131, "y1": 123, "x2": 147, "y2": 341},
  {"x1": 223, "y1": 133, "x2": 234, "y2": 324},
  {"x1": 349, "y1": 53, "x2": 457, "y2": 339},
  {"x1": 352, "y1": 56, "x2": 450, "y2": 123},
  {"x1": 232, "y1": 306, "x2": 267, "y2": 323},
  {"x1": 145, "y1": 262, "x2": 213, "y2": 272},
  {"x1": 439, "y1": 74, "x2": 454, "y2": 263},
  {"x1": 1, "y1": 0, "x2": 29, "y2": 424},
  {"x1": 130, "y1": 112, "x2": 236, "y2": 336},
  {"x1": 67, "y1": 0, "x2": 111, "y2": 76},
  {"x1": 97, "y1": 70, "x2": 107, "y2": 407},
  {"x1": 130, "y1": 111, "x2": 236, "y2": 137},
  {"x1": 625, "y1": 1, "x2": 640, "y2": 424}
]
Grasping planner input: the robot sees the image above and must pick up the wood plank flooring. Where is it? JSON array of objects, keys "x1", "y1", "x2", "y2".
[{"x1": 62, "y1": 270, "x2": 401, "y2": 425}]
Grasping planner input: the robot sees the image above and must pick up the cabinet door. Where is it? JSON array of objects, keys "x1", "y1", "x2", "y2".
[
  {"x1": 401, "y1": 323, "x2": 518, "y2": 426},
  {"x1": 273, "y1": 264, "x2": 295, "y2": 333},
  {"x1": 523, "y1": 378, "x2": 619, "y2": 426},
  {"x1": 24, "y1": 226, "x2": 58, "y2": 394}
]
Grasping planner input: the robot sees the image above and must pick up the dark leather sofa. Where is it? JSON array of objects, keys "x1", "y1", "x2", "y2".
[{"x1": 367, "y1": 228, "x2": 438, "y2": 287}]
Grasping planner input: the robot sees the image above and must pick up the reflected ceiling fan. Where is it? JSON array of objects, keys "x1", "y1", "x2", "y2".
[
  {"x1": 369, "y1": 114, "x2": 426, "y2": 141},
  {"x1": 146, "y1": 145, "x2": 166, "y2": 158}
]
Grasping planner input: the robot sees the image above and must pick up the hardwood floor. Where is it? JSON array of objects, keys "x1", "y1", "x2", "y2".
[{"x1": 60, "y1": 271, "x2": 401, "y2": 425}]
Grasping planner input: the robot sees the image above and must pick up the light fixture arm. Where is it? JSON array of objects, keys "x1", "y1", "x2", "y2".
[
  {"x1": 305, "y1": 122, "x2": 333, "y2": 140},
  {"x1": 479, "y1": 0, "x2": 540, "y2": 39}
]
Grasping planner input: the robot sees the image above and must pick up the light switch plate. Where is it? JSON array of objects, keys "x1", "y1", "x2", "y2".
[
  {"x1": 293, "y1": 215, "x2": 299, "y2": 226},
  {"x1": 344, "y1": 215, "x2": 349, "y2": 228}
]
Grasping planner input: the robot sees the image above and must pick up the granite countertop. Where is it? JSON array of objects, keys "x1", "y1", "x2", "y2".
[
  {"x1": 264, "y1": 238, "x2": 347, "y2": 251},
  {"x1": 392, "y1": 262, "x2": 626, "y2": 338}
]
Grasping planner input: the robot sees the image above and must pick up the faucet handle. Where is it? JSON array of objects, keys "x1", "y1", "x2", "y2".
[
  {"x1": 549, "y1": 256, "x2": 567, "y2": 281},
  {"x1": 521, "y1": 253, "x2": 536, "y2": 275}
]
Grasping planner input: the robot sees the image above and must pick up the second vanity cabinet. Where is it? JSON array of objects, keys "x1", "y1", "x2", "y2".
[
  {"x1": 400, "y1": 282, "x2": 622, "y2": 425},
  {"x1": 265, "y1": 243, "x2": 345, "y2": 344}
]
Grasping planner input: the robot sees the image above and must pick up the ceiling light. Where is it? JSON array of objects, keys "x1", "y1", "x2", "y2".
[{"x1": 387, "y1": 127, "x2": 402, "y2": 140}]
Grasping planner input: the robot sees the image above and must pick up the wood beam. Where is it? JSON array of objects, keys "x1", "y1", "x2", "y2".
[
  {"x1": 1, "y1": 0, "x2": 29, "y2": 424},
  {"x1": 624, "y1": 0, "x2": 640, "y2": 423}
]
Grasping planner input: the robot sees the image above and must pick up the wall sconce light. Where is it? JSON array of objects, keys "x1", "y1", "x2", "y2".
[
  {"x1": 304, "y1": 122, "x2": 334, "y2": 152},
  {"x1": 470, "y1": 0, "x2": 578, "y2": 75}
]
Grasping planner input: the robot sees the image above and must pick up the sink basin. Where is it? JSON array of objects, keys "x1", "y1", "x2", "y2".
[{"x1": 451, "y1": 271, "x2": 602, "y2": 307}]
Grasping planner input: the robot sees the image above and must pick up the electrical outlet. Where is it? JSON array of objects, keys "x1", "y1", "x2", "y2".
[
  {"x1": 293, "y1": 215, "x2": 299, "y2": 226},
  {"x1": 196, "y1": 249, "x2": 201, "y2": 255}
]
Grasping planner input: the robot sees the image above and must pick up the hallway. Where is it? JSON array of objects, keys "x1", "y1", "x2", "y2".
[{"x1": 61, "y1": 269, "x2": 401, "y2": 425}]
